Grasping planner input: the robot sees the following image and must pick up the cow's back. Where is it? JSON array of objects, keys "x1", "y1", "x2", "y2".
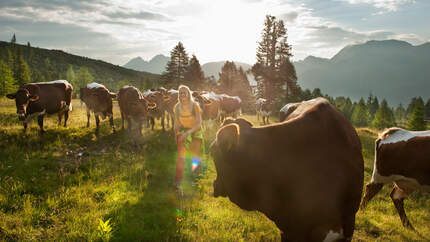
[{"x1": 82, "y1": 87, "x2": 114, "y2": 114}]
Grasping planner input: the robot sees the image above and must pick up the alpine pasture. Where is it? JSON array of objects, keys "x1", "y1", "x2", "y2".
[{"x1": 0, "y1": 98, "x2": 429, "y2": 241}]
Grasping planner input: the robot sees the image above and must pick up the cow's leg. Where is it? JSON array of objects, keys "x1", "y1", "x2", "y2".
[
  {"x1": 58, "y1": 113, "x2": 62, "y2": 126},
  {"x1": 390, "y1": 185, "x2": 414, "y2": 229},
  {"x1": 150, "y1": 117, "x2": 155, "y2": 131},
  {"x1": 342, "y1": 214, "x2": 356, "y2": 242},
  {"x1": 23, "y1": 122, "x2": 28, "y2": 133},
  {"x1": 161, "y1": 115, "x2": 165, "y2": 131},
  {"x1": 266, "y1": 115, "x2": 270, "y2": 124},
  {"x1": 95, "y1": 114, "x2": 100, "y2": 134},
  {"x1": 109, "y1": 113, "x2": 115, "y2": 133},
  {"x1": 137, "y1": 120, "x2": 143, "y2": 136},
  {"x1": 120, "y1": 112, "x2": 125, "y2": 130},
  {"x1": 127, "y1": 117, "x2": 132, "y2": 132},
  {"x1": 360, "y1": 182, "x2": 384, "y2": 210},
  {"x1": 86, "y1": 108, "x2": 91, "y2": 127},
  {"x1": 63, "y1": 110, "x2": 69, "y2": 127},
  {"x1": 37, "y1": 115, "x2": 45, "y2": 134}
]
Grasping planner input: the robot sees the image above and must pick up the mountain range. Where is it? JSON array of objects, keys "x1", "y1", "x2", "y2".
[{"x1": 294, "y1": 39, "x2": 430, "y2": 105}]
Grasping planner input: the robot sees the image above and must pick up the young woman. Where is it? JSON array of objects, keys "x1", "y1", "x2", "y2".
[{"x1": 174, "y1": 85, "x2": 203, "y2": 193}]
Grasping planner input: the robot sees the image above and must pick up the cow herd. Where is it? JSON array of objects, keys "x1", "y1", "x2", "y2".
[{"x1": 5, "y1": 80, "x2": 430, "y2": 241}]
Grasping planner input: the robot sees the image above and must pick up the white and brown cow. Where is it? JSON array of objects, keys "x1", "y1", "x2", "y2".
[
  {"x1": 117, "y1": 86, "x2": 156, "y2": 135},
  {"x1": 143, "y1": 89, "x2": 166, "y2": 131},
  {"x1": 360, "y1": 127, "x2": 430, "y2": 229},
  {"x1": 211, "y1": 98, "x2": 364, "y2": 241},
  {"x1": 159, "y1": 88, "x2": 178, "y2": 130},
  {"x1": 6, "y1": 80, "x2": 73, "y2": 134},
  {"x1": 80, "y1": 82, "x2": 116, "y2": 134},
  {"x1": 255, "y1": 97, "x2": 272, "y2": 125}
]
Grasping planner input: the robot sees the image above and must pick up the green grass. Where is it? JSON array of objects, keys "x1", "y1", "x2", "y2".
[{"x1": 0, "y1": 99, "x2": 429, "y2": 241}]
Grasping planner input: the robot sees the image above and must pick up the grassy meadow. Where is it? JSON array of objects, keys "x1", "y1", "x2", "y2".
[{"x1": 0, "y1": 98, "x2": 429, "y2": 241}]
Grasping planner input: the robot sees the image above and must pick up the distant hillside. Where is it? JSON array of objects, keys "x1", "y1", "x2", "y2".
[
  {"x1": 294, "y1": 40, "x2": 430, "y2": 105},
  {"x1": 0, "y1": 41, "x2": 159, "y2": 91},
  {"x1": 123, "y1": 54, "x2": 170, "y2": 74}
]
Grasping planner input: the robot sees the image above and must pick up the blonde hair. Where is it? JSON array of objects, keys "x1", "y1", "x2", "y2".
[{"x1": 178, "y1": 84, "x2": 194, "y2": 104}]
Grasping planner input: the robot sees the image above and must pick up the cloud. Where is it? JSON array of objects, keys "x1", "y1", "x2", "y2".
[
  {"x1": 280, "y1": 11, "x2": 299, "y2": 23},
  {"x1": 0, "y1": 0, "x2": 104, "y2": 12},
  {"x1": 105, "y1": 10, "x2": 172, "y2": 21},
  {"x1": 343, "y1": 0, "x2": 415, "y2": 11}
]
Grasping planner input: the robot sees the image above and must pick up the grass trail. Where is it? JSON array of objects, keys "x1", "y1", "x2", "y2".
[{"x1": 0, "y1": 98, "x2": 429, "y2": 241}]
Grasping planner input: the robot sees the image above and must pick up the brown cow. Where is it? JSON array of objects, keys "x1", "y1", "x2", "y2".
[
  {"x1": 193, "y1": 91, "x2": 221, "y2": 122},
  {"x1": 159, "y1": 88, "x2": 178, "y2": 130},
  {"x1": 117, "y1": 86, "x2": 155, "y2": 135},
  {"x1": 218, "y1": 94, "x2": 241, "y2": 121},
  {"x1": 80, "y1": 82, "x2": 116, "y2": 134},
  {"x1": 143, "y1": 89, "x2": 166, "y2": 131},
  {"x1": 6, "y1": 80, "x2": 73, "y2": 134},
  {"x1": 211, "y1": 98, "x2": 364, "y2": 241},
  {"x1": 360, "y1": 127, "x2": 430, "y2": 229}
]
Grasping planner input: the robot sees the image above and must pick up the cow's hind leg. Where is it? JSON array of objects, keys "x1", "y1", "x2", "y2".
[
  {"x1": 63, "y1": 110, "x2": 69, "y2": 127},
  {"x1": 342, "y1": 214, "x2": 356, "y2": 242},
  {"x1": 23, "y1": 122, "x2": 28, "y2": 133},
  {"x1": 58, "y1": 113, "x2": 62, "y2": 126},
  {"x1": 95, "y1": 114, "x2": 100, "y2": 134},
  {"x1": 390, "y1": 185, "x2": 414, "y2": 229},
  {"x1": 86, "y1": 108, "x2": 91, "y2": 127},
  {"x1": 38, "y1": 115, "x2": 45, "y2": 134},
  {"x1": 109, "y1": 113, "x2": 115, "y2": 133},
  {"x1": 360, "y1": 182, "x2": 384, "y2": 210}
]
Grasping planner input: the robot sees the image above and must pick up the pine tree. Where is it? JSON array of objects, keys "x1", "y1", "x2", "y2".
[
  {"x1": 406, "y1": 97, "x2": 418, "y2": 119},
  {"x1": 219, "y1": 61, "x2": 237, "y2": 93},
  {"x1": 366, "y1": 94, "x2": 379, "y2": 118},
  {"x1": 425, "y1": 98, "x2": 430, "y2": 120},
  {"x1": 407, "y1": 97, "x2": 427, "y2": 131},
  {"x1": 163, "y1": 42, "x2": 189, "y2": 88},
  {"x1": 11, "y1": 33, "x2": 16, "y2": 44},
  {"x1": 184, "y1": 54, "x2": 205, "y2": 90},
  {"x1": 351, "y1": 98, "x2": 371, "y2": 127},
  {"x1": 66, "y1": 65, "x2": 75, "y2": 84},
  {"x1": 75, "y1": 66, "x2": 94, "y2": 89},
  {"x1": 0, "y1": 60, "x2": 17, "y2": 96},
  {"x1": 394, "y1": 103, "x2": 406, "y2": 121},
  {"x1": 15, "y1": 54, "x2": 31, "y2": 86},
  {"x1": 252, "y1": 15, "x2": 296, "y2": 103},
  {"x1": 371, "y1": 99, "x2": 396, "y2": 129},
  {"x1": 311, "y1": 88, "x2": 323, "y2": 98}
]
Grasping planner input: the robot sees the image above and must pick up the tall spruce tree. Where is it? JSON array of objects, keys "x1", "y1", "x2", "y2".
[
  {"x1": 425, "y1": 98, "x2": 430, "y2": 120},
  {"x1": 11, "y1": 33, "x2": 16, "y2": 44},
  {"x1": 0, "y1": 60, "x2": 17, "y2": 96},
  {"x1": 371, "y1": 99, "x2": 396, "y2": 129},
  {"x1": 15, "y1": 54, "x2": 31, "y2": 86},
  {"x1": 252, "y1": 15, "x2": 296, "y2": 103},
  {"x1": 407, "y1": 97, "x2": 427, "y2": 131},
  {"x1": 163, "y1": 42, "x2": 189, "y2": 88},
  {"x1": 75, "y1": 66, "x2": 94, "y2": 89},
  {"x1": 351, "y1": 98, "x2": 371, "y2": 127},
  {"x1": 184, "y1": 54, "x2": 204, "y2": 90},
  {"x1": 394, "y1": 103, "x2": 406, "y2": 121}
]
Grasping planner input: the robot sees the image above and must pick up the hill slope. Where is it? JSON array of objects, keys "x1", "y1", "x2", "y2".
[
  {"x1": 0, "y1": 41, "x2": 160, "y2": 91},
  {"x1": 294, "y1": 40, "x2": 430, "y2": 105}
]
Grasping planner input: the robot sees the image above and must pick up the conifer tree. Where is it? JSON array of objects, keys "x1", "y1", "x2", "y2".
[
  {"x1": 75, "y1": 66, "x2": 94, "y2": 89},
  {"x1": 407, "y1": 97, "x2": 427, "y2": 131},
  {"x1": 0, "y1": 60, "x2": 17, "y2": 96},
  {"x1": 351, "y1": 98, "x2": 371, "y2": 127},
  {"x1": 11, "y1": 33, "x2": 16, "y2": 44},
  {"x1": 15, "y1": 54, "x2": 31, "y2": 86},
  {"x1": 163, "y1": 42, "x2": 189, "y2": 88},
  {"x1": 394, "y1": 103, "x2": 406, "y2": 121},
  {"x1": 184, "y1": 54, "x2": 204, "y2": 90},
  {"x1": 371, "y1": 99, "x2": 396, "y2": 129},
  {"x1": 425, "y1": 98, "x2": 430, "y2": 120},
  {"x1": 252, "y1": 15, "x2": 296, "y2": 103}
]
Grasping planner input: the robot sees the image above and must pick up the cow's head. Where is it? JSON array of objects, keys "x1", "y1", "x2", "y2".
[
  {"x1": 7, "y1": 89, "x2": 39, "y2": 121},
  {"x1": 211, "y1": 123, "x2": 241, "y2": 198}
]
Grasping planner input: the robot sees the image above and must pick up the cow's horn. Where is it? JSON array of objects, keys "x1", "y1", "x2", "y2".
[{"x1": 216, "y1": 123, "x2": 240, "y2": 151}]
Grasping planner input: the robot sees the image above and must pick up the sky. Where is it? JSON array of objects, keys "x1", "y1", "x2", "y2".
[{"x1": 0, "y1": 0, "x2": 429, "y2": 65}]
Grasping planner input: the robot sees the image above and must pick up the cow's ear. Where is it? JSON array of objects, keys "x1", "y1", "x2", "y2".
[
  {"x1": 6, "y1": 93, "x2": 16, "y2": 99},
  {"x1": 216, "y1": 123, "x2": 240, "y2": 152},
  {"x1": 29, "y1": 95, "x2": 39, "y2": 102},
  {"x1": 147, "y1": 102, "x2": 157, "y2": 110},
  {"x1": 109, "y1": 92, "x2": 117, "y2": 99}
]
